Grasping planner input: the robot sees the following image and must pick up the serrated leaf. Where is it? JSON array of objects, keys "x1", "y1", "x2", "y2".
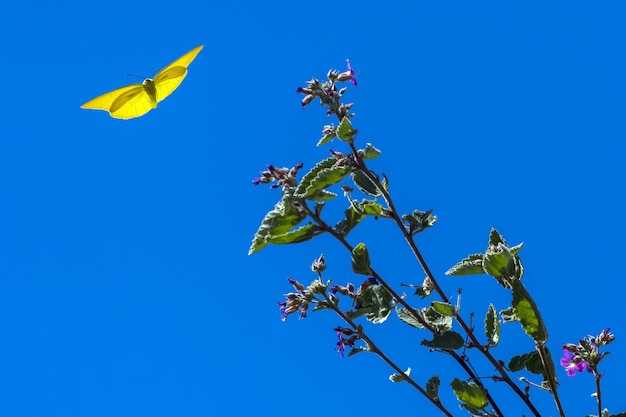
[
  {"x1": 424, "y1": 306, "x2": 454, "y2": 331},
  {"x1": 509, "y1": 353, "x2": 532, "y2": 372},
  {"x1": 525, "y1": 351, "x2": 545, "y2": 375},
  {"x1": 389, "y1": 367, "x2": 411, "y2": 383},
  {"x1": 483, "y1": 243, "x2": 514, "y2": 283},
  {"x1": 352, "y1": 170, "x2": 381, "y2": 197},
  {"x1": 510, "y1": 242, "x2": 524, "y2": 256},
  {"x1": 334, "y1": 207, "x2": 366, "y2": 237},
  {"x1": 485, "y1": 304, "x2": 500, "y2": 346},
  {"x1": 336, "y1": 117, "x2": 354, "y2": 142},
  {"x1": 426, "y1": 375, "x2": 440, "y2": 400},
  {"x1": 306, "y1": 189, "x2": 337, "y2": 201},
  {"x1": 451, "y1": 379, "x2": 489, "y2": 410},
  {"x1": 488, "y1": 228, "x2": 508, "y2": 247},
  {"x1": 351, "y1": 243, "x2": 371, "y2": 275},
  {"x1": 249, "y1": 192, "x2": 307, "y2": 255},
  {"x1": 446, "y1": 254, "x2": 484, "y2": 276},
  {"x1": 362, "y1": 201, "x2": 384, "y2": 216},
  {"x1": 317, "y1": 132, "x2": 337, "y2": 146},
  {"x1": 500, "y1": 306, "x2": 517, "y2": 323},
  {"x1": 389, "y1": 373, "x2": 406, "y2": 382},
  {"x1": 431, "y1": 301, "x2": 455, "y2": 317},
  {"x1": 512, "y1": 280, "x2": 548, "y2": 342},
  {"x1": 294, "y1": 157, "x2": 338, "y2": 198},
  {"x1": 301, "y1": 165, "x2": 352, "y2": 198},
  {"x1": 397, "y1": 308, "x2": 426, "y2": 329},
  {"x1": 362, "y1": 143, "x2": 381, "y2": 159},
  {"x1": 355, "y1": 285, "x2": 392, "y2": 324},
  {"x1": 421, "y1": 331, "x2": 464, "y2": 350},
  {"x1": 402, "y1": 209, "x2": 437, "y2": 235},
  {"x1": 269, "y1": 223, "x2": 323, "y2": 245},
  {"x1": 508, "y1": 351, "x2": 547, "y2": 376},
  {"x1": 414, "y1": 285, "x2": 433, "y2": 299}
]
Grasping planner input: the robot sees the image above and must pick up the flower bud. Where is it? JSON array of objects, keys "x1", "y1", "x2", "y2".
[{"x1": 301, "y1": 94, "x2": 315, "y2": 107}]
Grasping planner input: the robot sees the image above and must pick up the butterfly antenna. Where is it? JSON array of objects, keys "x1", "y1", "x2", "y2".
[{"x1": 125, "y1": 73, "x2": 147, "y2": 80}]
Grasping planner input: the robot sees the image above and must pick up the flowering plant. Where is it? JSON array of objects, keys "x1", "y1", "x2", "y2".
[{"x1": 249, "y1": 61, "x2": 618, "y2": 417}]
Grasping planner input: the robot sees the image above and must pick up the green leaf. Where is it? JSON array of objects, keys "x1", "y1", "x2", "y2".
[
  {"x1": 351, "y1": 243, "x2": 372, "y2": 275},
  {"x1": 421, "y1": 331, "x2": 464, "y2": 350},
  {"x1": 488, "y1": 228, "x2": 508, "y2": 247},
  {"x1": 425, "y1": 307, "x2": 453, "y2": 331},
  {"x1": 396, "y1": 307, "x2": 453, "y2": 331},
  {"x1": 294, "y1": 157, "x2": 352, "y2": 198},
  {"x1": 426, "y1": 375, "x2": 440, "y2": 400},
  {"x1": 294, "y1": 157, "x2": 338, "y2": 198},
  {"x1": 362, "y1": 200, "x2": 384, "y2": 216},
  {"x1": 484, "y1": 304, "x2": 500, "y2": 346},
  {"x1": 389, "y1": 373, "x2": 406, "y2": 382},
  {"x1": 362, "y1": 143, "x2": 381, "y2": 160},
  {"x1": 483, "y1": 243, "x2": 514, "y2": 283},
  {"x1": 431, "y1": 301, "x2": 455, "y2": 317},
  {"x1": 446, "y1": 254, "x2": 484, "y2": 276},
  {"x1": 510, "y1": 242, "x2": 524, "y2": 256},
  {"x1": 306, "y1": 189, "x2": 337, "y2": 201},
  {"x1": 451, "y1": 378, "x2": 489, "y2": 410},
  {"x1": 512, "y1": 280, "x2": 548, "y2": 342},
  {"x1": 307, "y1": 166, "x2": 351, "y2": 196},
  {"x1": 268, "y1": 223, "x2": 323, "y2": 245},
  {"x1": 414, "y1": 285, "x2": 433, "y2": 299},
  {"x1": 352, "y1": 170, "x2": 381, "y2": 197},
  {"x1": 317, "y1": 131, "x2": 337, "y2": 146},
  {"x1": 508, "y1": 351, "x2": 546, "y2": 375},
  {"x1": 401, "y1": 209, "x2": 437, "y2": 235},
  {"x1": 508, "y1": 353, "x2": 532, "y2": 372},
  {"x1": 389, "y1": 367, "x2": 411, "y2": 383},
  {"x1": 525, "y1": 351, "x2": 546, "y2": 375},
  {"x1": 334, "y1": 207, "x2": 366, "y2": 237},
  {"x1": 397, "y1": 307, "x2": 426, "y2": 329},
  {"x1": 336, "y1": 117, "x2": 355, "y2": 142},
  {"x1": 499, "y1": 306, "x2": 516, "y2": 323},
  {"x1": 248, "y1": 191, "x2": 308, "y2": 255},
  {"x1": 351, "y1": 285, "x2": 392, "y2": 324}
]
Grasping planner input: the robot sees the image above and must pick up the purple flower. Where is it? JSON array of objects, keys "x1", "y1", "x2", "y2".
[
  {"x1": 346, "y1": 59, "x2": 357, "y2": 87},
  {"x1": 336, "y1": 59, "x2": 358, "y2": 87},
  {"x1": 560, "y1": 349, "x2": 589, "y2": 377},
  {"x1": 336, "y1": 331, "x2": 346, "y2": 358},
  {"x1": 277, "y1": 301, "x2": 288, "y2": 321}
]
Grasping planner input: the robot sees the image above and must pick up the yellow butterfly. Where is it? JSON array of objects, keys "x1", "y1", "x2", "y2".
[{"x1": 81, "y1": 45, "x2": 204, "y2": 119}]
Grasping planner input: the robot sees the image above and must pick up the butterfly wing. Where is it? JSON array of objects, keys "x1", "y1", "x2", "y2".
[
  {"x1": 81, "y1": 83, "x2": 157, "y2": 119},
  {"x1": 153, "y1": 45, "x2": 204, "y2": 102}
]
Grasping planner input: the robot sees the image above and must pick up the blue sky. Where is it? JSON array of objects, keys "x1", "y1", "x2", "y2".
[{"x1": 1, "y1": 1, "x2": 625, "y2": 416}]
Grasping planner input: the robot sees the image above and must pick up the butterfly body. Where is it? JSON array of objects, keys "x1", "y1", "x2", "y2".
[{"x1": 81, "y1": 45, "x2": 203, "y2": 119}]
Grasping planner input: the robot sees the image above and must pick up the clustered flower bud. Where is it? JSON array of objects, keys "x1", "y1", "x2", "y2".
[
  {"x1": 311, "y1": 254, "x2": 326, "y2": 273},
  {"x1": 334, "y1": 326, "x2": 360, "y2": 358},
  {"x1": 295, "y1": 60, "x2": 357, "y2": 114},
  {"x1": 252, "y1": 162, "x2": 304, "y2": 189},
  {"x1": 560, "y1": 328, "x2": 615, "y2": 377}
]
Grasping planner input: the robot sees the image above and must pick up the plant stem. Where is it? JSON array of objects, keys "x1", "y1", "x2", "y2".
[
  {"x1": 321, "y1": 293, "x2": 455, "y2": 417},
  {"x1": 347, "y1": 142, "x2": 544, "y2": 417}
]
